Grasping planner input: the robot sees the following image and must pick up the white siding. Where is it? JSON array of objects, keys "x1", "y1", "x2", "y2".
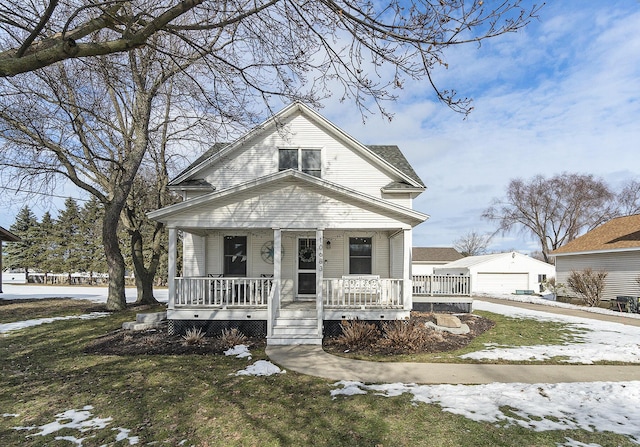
[
  {"x1": 165, "y1": 182, "x2": 413, "y2": 229},
  {"x1": 389, "y1": 231, "x2": 404, "y2": 279},
  {"x1": 556, "y1": 251, "x2": 640, "y2": 301},
  {"x1": 197, "y1": 113, "x2": 406, "y2": 202},
  {"x1": 183, "y1": 233, "x2": 206, "y2": 276}
]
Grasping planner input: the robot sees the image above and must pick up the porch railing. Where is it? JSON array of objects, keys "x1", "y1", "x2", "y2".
[
  {"x1": 412, "y1": 274, "x2": 471, "y2": 296},
  {"x1": 323, "y1": 277, "x2": 404, "y2": 308},
  {"x1": 174, "y1": 277, "x2": 272, "y2": 307}
]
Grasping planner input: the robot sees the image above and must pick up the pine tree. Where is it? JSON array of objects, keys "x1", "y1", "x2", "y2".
[
  {"x1": 5, "y1": 206, "x2": 39, "y2": 278},
  {"x1": 55, "y1": 198, "x2": 82, "y2": 283},
  {"x1": 36, "y1": 211, "x2": 58, "y2": 277},
  {"x1": 78, "y1": 197, "x2": 107, "y2": 283}
]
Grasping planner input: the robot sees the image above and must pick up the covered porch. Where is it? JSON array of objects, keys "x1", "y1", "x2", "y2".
[{"x1": 166, "y1": 227, "x2": 413, "y2": 345}]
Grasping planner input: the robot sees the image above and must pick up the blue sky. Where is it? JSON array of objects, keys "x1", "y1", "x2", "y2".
[
  {"x1": 2, "y1": 1, "x2": 639, "y2": 255},
  {"x1": 321, "y1": 0, "x2": 640, "y2": 253}
]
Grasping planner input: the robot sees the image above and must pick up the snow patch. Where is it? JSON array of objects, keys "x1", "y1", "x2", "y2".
[
  {"x1": 235, "y1": 360, "x2": 286, "y2": 376},
  {"x1": 1, "y1": 313, "x2": 109, "y2": 335},
  {"x1": 224, "y1": 344, "x2": 252, "y2": 359}
]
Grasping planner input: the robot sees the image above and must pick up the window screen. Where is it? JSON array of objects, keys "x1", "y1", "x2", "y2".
[{"x1": 223, "y1": 236, "x2": 247, "y2": 277}]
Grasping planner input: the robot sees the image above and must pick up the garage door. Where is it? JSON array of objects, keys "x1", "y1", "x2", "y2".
[{"x1": 474, "y1": 273, "x2": 528, "y2": 294}]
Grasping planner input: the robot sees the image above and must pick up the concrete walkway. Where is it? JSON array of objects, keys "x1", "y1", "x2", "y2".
[{"x1": 266, "y1": 299, "x2": 640, "y2": 384}]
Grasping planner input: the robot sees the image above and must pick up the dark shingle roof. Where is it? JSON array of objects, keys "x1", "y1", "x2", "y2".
[
  {"x1": 552, "y1": 214, "x2": 640, "y2": 254},
  {"x1": 0, "y1": 226, "x2": 20, "y2": 242},
  {"x1": 170, "y1": 143, "x2": 227, "y2": 186},
  {"x1": 412, "y1": 247, "x2": 463, "y2": 262},
  {"x1": 367, "y1": 145, "x2": 425, "y2": 187}
]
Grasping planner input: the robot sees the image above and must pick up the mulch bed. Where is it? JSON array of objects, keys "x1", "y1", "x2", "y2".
[{"x1": 84, "y1": 311, "x2": 494, "y2": 357}]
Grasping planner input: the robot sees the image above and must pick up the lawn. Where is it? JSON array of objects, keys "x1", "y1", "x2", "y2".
[{"x1": 0, "y1": 299, "x2": 636, "y2": 446}]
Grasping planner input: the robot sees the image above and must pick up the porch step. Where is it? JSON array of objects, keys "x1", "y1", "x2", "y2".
[
  {"x1": 136, "y1": 311, "x2": 167, "y2": 323},
  {"x1": 269, "y1": 306, "x2": 321, "y2": 345},
  {"x1": 272, "y1": 325, "x2": 318, "y2": 336}
]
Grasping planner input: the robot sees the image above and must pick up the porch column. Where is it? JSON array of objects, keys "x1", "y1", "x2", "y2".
[
  {"x1": 315, "y1": 228, "x2": 324, "y2": 337},
  {"x1": 167, "y1": 227, "x2": 177, "y2": 310},
  {"x1": 268, "y1": 228, "x2": 282, "y2": 339},
  {"x1": 403, "y1": 228, "x2": 412, "y2": 311}
]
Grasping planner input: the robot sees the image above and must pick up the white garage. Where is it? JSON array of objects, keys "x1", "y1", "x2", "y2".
[{"x1": 434, "y1": 251, "x2": 555, "y2": 295}]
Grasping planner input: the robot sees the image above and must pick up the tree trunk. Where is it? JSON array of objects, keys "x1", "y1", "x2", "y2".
[
  {"x1": 130, "y1": 228, "x2": 159, "y2": 305},
  {"x1": 103, "y1": 204, "x2": 127, "y2": 311}
]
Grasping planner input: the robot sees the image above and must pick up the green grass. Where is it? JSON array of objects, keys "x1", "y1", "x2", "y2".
[
  {"x1": 333, "y1": 310, "x2": 585, "y2": 364},
  {"x1": 0, "y1": 300, "x2": 635, "y2": 446}
]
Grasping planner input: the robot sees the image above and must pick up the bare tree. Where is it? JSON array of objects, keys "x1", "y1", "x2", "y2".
[
  {"x1": 483, "y1": 173, "x2": 617, "y2": 263},
  {"x1": 0, "y1": 0, "x2": 542, "y2": 115},
  {"x1": 453, "y1": 230, "x2": 492, "y2": 256},
  {"x1": 567, "y1": 268, "x2": 608, "y2": 307},
  {"x1": 617, "y1": 179, "x2": 640, "y2": 216}
]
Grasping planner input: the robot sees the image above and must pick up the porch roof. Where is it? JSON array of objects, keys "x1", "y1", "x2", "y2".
[{"x1": 149, "y1": 169, "x2": 429, "y2": 229}]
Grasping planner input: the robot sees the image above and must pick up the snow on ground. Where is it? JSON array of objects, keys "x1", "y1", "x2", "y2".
[
  {"x1": 1, "y1": 313, "x2": 109, "y2": 335},
  {"x1": 466, "y1": 299, "x2": 640, "y2": 363},
  {"x1": 224, "y1": 344, "x2": 252, "y2": 359},
  {"x1": 0, "y1": 284, "x2": 168, "y2": 303},
  {"x1": 331, "y1": 380, "x2": 640, "y2": 445},
  {"x1": 9, "y1": 406, "x2": 139, "y2": 446},
  {"x1": 235, "y1": 360, "x2": 286, "y2": 376}
]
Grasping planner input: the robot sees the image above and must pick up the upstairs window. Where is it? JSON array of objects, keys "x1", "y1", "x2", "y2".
[{"x1": 279, "y1": 148, "x2": 321, "y2": 177}]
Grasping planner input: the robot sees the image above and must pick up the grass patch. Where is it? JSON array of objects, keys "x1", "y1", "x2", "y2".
[
  {"x1": 0, "y1": 300, "x2": 636, "y2": 446},
  {"x1": 331, "y1": 310, "x2": 582, "y2": 364},
  {"x1": 0, "y1": 298, "x2": 106, "y2": 324}
]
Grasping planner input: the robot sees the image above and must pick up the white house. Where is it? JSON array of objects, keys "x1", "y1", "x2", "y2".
[
  {"x1": 434, "y1": 251, "x2": 555, "y2": 295},
  {"x1": 0, "y1": 226, "x2": 21, "y2": 293},
  {"x1": 552, "y1": 214, "x2": 640, "y2": 301},
  {"x1": 412, "y1": 247, "x2": 463, "y2": 275},
  {"x1": 149, "y1": 102, "x2": 429, "y2": 345}
]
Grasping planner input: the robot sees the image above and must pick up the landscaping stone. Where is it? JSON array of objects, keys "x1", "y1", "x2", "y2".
[
  {"x1": 426, "y1": 321, "x2": 470, "y2": 335},
  {"x1": 435, "y1": 313, "x2": 462, "y2": 328}
]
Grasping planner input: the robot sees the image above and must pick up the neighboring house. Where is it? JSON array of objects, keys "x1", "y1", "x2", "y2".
[
  {"x1": 434, "y1": 251, "x2": 555, "y2": 295},
  {"x1": 0, "y1": 226, "x2": 21, "y2": 293},
  {"x1": 551, "y1": 214, "x2": 640, "y2": 301},
  {"x1": 149, "y1": 102, "x2": 429, "y2": 345},
  {"x1": 412, "y1": 247, "x2": 464, "y2": 275}
]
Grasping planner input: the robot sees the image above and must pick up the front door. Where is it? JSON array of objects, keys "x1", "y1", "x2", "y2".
[{"x1": 297, "y1": 238, "x2": 316, "y2": 298}]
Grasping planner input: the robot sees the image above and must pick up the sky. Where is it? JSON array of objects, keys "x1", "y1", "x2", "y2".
[
  {"x1": 1, "y1": 1, "x2": 639, "y2": 255},
  {"x1": 3, "y1": 286, "x2": 640, "y2": 446}
]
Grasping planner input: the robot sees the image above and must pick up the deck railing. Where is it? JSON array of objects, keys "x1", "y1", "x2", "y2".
[
  {"x1": 174, "y1": 277, "x2": 272, "y2": 307},
  {"x1": 323, "y1": 277, "x2": 404, "y2": 308},
  {"x1": 412, "y1": 275, "x2": 471, "y2": 296}
]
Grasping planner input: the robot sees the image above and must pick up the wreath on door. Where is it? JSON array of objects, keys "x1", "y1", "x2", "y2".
[{"x1": 298, "y1": 246, "x2": 315, "y2": 263}]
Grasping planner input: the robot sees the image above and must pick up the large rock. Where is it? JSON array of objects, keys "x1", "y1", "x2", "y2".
[{"x1": 434, "y1": 313, "x2": 462, "y2": 328}]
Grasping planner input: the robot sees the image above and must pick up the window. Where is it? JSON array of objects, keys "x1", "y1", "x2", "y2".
[
  {"x1": 223, "y1": 236, "x2": 247, "y2": 277},
  {"x1": 279, "y1": 148, "x2": 321, "y2": 177},
  {"x1": 538, "y1": 274, "x2": 547, "y2": 283},
  {"x1": 349, "y1": 237, "x2": 372, "y2": 274}
]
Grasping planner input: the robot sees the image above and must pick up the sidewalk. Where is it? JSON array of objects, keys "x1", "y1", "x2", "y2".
[{"x1": 266, "y1": 298, "x2": 640, "y2": 384}]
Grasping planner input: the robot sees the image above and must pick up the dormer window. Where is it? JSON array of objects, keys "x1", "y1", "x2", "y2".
[{"x1": 279, "y1": 148, "x2": 321, "y2": 177}]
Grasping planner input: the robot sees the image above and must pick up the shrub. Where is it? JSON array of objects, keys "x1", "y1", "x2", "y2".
[
  {"x1": 377, "y1": 320, "x2": 428, "y2": 352},
  {"x1": 218, "y1": 328, "x2": 247, "y2": 349},
  {"x1": 567, "y1": 268, "x2": 608, "y2": 307},
  {"x1": 182, "y1": 327, "x2": 206, "y2": 346},
  {"x1": 336, "y1": 319, "x2": 380, "y2": 350}
]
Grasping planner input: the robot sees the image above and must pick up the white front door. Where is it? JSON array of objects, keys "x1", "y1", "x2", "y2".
[{"x1": 297, "y1": 238, "x2": 316, "y2": 299}]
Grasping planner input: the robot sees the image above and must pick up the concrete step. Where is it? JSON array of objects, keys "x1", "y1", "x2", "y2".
[
  {"x1": 267, "y1": 335, "x2": 323, "y2": 346},
  {"x1": 122, "y1": 321, "x2": 166, "y2": 331},
  {"x1": 278, "y1": 309, "x2": 316, "y2": 319},
  {"x1": 136, "y1": 312, "x2": 167, "y2": 323},
  {"x1": 272, "y1": 325, "x2": 319, "y2": 336}
]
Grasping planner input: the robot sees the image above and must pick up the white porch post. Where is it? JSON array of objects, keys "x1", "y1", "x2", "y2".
[
  {"x1": 268, "y1": 228, "x2": 282, "y2": 339},
  {"x1": 168, "y1": 227, "x2": 177, "y2": 310},
  {"x1": 315, "y1": 228, "x2": 324, "y2": 337},
  {"x1": 403, "y1": 228, "x2": 412, "y2": 311}
]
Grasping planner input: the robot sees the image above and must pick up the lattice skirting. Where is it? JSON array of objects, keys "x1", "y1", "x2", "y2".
[
  {"x1": 412, "y1": 302, "x2": 472, "y2": 313},
  {"x1": 168, "y1": 319, "x2": 267, "y2": 337}
]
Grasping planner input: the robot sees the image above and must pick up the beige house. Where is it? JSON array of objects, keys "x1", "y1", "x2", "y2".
[
  {"x1": 149, "y1": 103, "x2": 429, "y2": 345},
  {"x1": 552, "y1": 214, "x2": 640, "y2": 301}
]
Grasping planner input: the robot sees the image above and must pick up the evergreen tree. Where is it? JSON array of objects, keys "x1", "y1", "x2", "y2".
[
  {"x1": 78, "y1": 197, "x2": 107, "y2": 283},
  {"x1": 55, "y1": 198, "x2": 82, "y2": 282},
  {"x1": 5, "y1": 206, "x2": 39, "y2": 278},
  {"x1": 36, "y1": 211, "x2": 58, "y2": 276}
]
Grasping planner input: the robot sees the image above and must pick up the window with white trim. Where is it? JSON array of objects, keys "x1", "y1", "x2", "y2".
[
  {"x1": 349, "y1": 237, "x2": 372, "y2": 274},
  {"x1": 279, "y1": 148, "x2": 321, "y2": 177}
]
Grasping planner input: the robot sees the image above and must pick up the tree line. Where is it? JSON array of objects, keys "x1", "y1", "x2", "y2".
[{"x1": 3, "y1": 197, "x2": 172, "y2": 287}]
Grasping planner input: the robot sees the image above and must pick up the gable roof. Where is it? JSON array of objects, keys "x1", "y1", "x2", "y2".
[
  {"x1": 0, "y1": 226, "x2": 20, "y2": 242},
  {"x1": 438, "y1": 251, "x2": 552, "y2": 270},
  {"x1": 412, "y1": 247, "x2": 463, "y2": 262},
  {"x1": 150, "y1": 169, "x2": 429, "y2": 227},
  {"x1": 169, "y1": 102, "x2": 425, "y2": 189},
  {"x1": 552, "y1": 214, "x2": 640, "y2": 255}
]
